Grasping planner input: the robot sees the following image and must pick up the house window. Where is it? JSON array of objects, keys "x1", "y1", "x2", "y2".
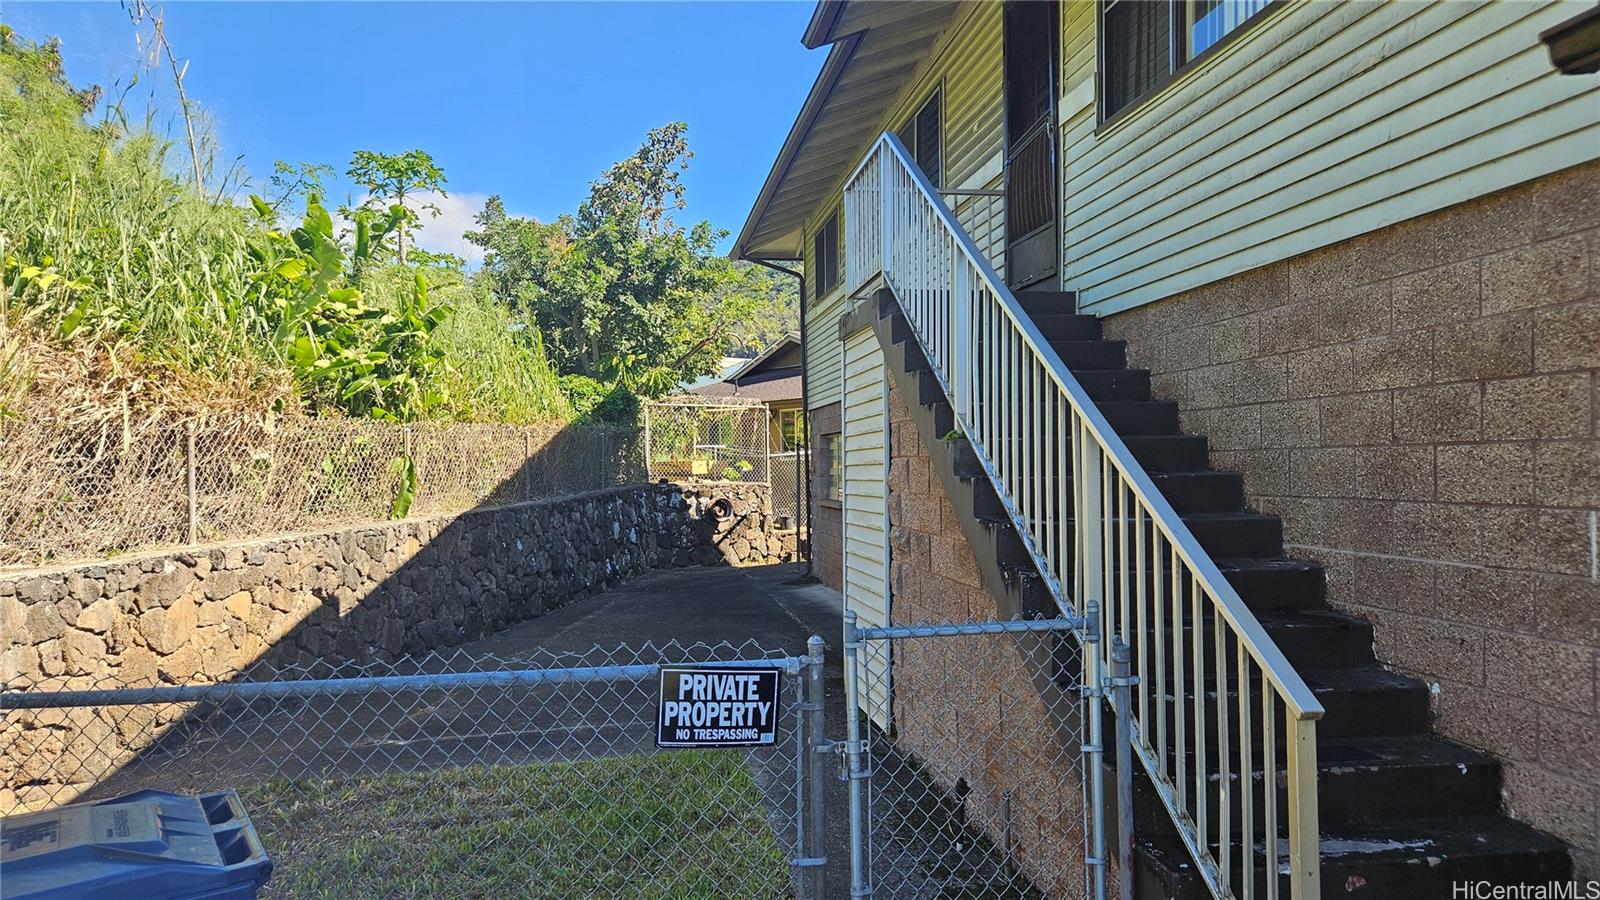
[
  {"x1": 895, "y1": 88, "x2": 942, "y2": 187},
  {"x1": 1100, "y1": 0, "x2": 1271, "y2": 121},
  {"x1": 817, "y1": 432, "x2": 842, "y2": 503},
  {"x1": 1187, "y1": 0, "x2": 1271, "y2": 58},
  {"x1": 777, "y1": 408, "x2": 806, "y2": 452},
  {"x1": 812, "y1": 212, "x2": 840, "y2": 298}
]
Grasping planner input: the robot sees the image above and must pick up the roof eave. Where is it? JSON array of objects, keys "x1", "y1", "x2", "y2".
[
  {"x1": 731, "y1": 31, "x2": 863, "y2": 261},
  {"x1": 725, "y1": 335, "x2": 802, "y2": 382},
  {"x1": 802, "y1": 0, "x2": 848, "y2": 49}
]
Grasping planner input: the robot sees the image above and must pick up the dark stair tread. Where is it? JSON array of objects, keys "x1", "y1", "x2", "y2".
[
  {"x1": 1135, "y1": 816, "x2": 1570, "y2": 898},
  {"x1": 881, "y1": 288, "x2": 1575, "y2": 886},
  {"x1": 1027, "y1": 312, "x2": 1101, "y2": 341},
  {"x1": 1014, "y1": 290, "x2": 1078, "y2": 315},
  {"x1": 1124, "y1": 735, "x2": 1506, "y2": 836},
  {"x1": 1072, "y1": 368, "x2": 1152, "y2": 401},
  {"x1": 1303, "y1": 665, "x2": 1425, "y2": 694},
  {"x1": 1096, "y1": 400, "x2": 1181, "y2": 435},
  {"x1": 1149, "y1": 469, "x2": 1246, "y2": 514},
  {"x1": 1045, "y1": 338, "x2": 1126, "y2": 369},
  {"x1": 1123, "y1": 435, "x2": 1211, "y2": 472},
  {"x1": 1316, "y1": 734, "x2": 1500, "y2": 777}
]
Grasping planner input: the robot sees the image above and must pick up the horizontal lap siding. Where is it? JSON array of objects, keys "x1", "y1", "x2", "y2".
[
  {"x1": 843, "y1": 326, "x2": 891, "y2": 726},
  {"x1": 806, "y1": 2, "x2": 1008, "y2": 413},
  {"x1": 1059, "y1": 0, "x2": 1600, "y2": 316},
  {"x1": 806, "y1": 283, "x2": 849, "y2": 409}
]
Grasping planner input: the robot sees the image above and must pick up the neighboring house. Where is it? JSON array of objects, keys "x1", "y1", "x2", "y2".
[
  {"x1": 689, "y1": 332, "x2": 807, "y2": 453},
  {"x1": 680, "y1": 355, "x2": 749, "y2": 392},
  {"x1": 690, "y1": 333, "x2": 809, "y2": 525},
  {"x1": 736, "y1": 0, "x2": 1599, "y2": 894}
]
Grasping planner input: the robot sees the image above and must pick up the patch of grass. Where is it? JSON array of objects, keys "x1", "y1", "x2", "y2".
[{"x1": 239, "y1": 752, "x2": 792, "y2": 900}]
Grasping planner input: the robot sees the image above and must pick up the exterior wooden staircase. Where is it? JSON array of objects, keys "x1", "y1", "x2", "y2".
[
  {"x1": 868, "y1": 285, "x2": 1572, "y2": 897},
  {"x1": 845, "y1": 131, "x2": 1572, "y2": 898}
]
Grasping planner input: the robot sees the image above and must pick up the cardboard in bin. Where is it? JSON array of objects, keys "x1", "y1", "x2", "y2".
[{"x1": 0, "y1": 790, "x2": 272, "y2": 900}]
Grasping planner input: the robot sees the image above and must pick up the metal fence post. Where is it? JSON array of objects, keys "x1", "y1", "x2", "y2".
[
  {"x1": 642, "y1": 403, "x2": 653, "y2": 482},
  {"x1": 843, "y1": 610, "x2": 871, "y2": 898},
  {"x1": 1112, "y1": 639, "x2": 1135, "y2": 900},
  {"x1": 1083, "y1": 600, "x2": 1107, "y2": 900},
  {"x1": 523, "y1": 428, "x2": 533, "y2": 501},
  {"x1": 800, "y1": 634, "x2": 828, "y2": 900},
  {"x1": 185, "y1": 421, "x2": 198, "y2": 545}
]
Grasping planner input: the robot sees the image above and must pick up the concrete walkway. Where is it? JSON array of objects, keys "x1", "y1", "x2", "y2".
[{"x1": 465, "y1": 562, "x2": 843, "y2": 664}]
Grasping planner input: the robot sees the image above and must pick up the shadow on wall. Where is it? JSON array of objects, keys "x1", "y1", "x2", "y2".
[{"x1": 0, "y1": 420, "x2": 790, "y2": 812}]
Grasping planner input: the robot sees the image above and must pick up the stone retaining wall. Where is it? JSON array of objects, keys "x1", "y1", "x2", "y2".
[
  {"x1": 0, "y1": 482, "x2": 779, "y2": 812},
  {"x1": 673, "y1": 481, "x2": 803, "y2": 568}
]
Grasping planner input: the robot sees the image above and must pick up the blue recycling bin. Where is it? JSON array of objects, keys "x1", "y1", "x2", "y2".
[{"x1": 0, "y1": 790, "x2": 273, "y2": 900}]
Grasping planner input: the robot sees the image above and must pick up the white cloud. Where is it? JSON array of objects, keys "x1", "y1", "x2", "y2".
[
  {"x1": 339, "y1": 190, "x2": 498, "y2": 267},
  {"x1": 410, "y1": 191, "x2": 491, "y2": 266}
]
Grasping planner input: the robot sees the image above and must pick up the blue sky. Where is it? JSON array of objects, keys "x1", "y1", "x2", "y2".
[{"x1": 2, "y1": 1, "x2": 822, "y2": 260}]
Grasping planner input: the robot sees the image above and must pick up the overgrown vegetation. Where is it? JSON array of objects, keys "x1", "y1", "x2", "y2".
[{"x1": 0, "y1": 24, "x2": 795, "y2": 435}]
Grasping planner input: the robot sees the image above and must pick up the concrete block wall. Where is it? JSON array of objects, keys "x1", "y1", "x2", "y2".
[
  {"x1": 1102, "y1": 160, "x2": 1600, "y2": 873},
  {"x1": 885, "y1": 382, "x2": 1092, "y2": 896}
]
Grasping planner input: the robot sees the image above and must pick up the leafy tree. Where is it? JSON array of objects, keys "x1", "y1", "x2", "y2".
[
  {"x1": 346, "y1": 148, "x2": 447, "y2": 265},
  {"x1": 466, "y1": 123, "x2": 794, "y2": 396},
  {"x1": 266, "y1": 160, "x2": 335, "y2": 214},
  {"x1": 244, "y1": 193, "x2": 452, "y2": 420}
]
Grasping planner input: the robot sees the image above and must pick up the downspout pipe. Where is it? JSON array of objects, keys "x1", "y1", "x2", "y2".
[{"x1": 749, "y1": 257, "x2": 813, "y2": 577}]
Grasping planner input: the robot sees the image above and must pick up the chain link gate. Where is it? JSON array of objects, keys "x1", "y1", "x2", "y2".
[
  {"x1": 2, "y1": 639, "x2": 831, "y2": 900},
  {"x1": 839, "y1": 612, "x2": 1128, "y2": 900}
]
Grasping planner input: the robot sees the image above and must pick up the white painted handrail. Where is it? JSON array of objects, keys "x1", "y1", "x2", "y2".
[{"x1": 845, "y1": 133, "x2": 1324, "y2": 900}]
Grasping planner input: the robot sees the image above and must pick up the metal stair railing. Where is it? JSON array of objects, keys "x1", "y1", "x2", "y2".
[{"x1": 844, "y1": 132, "x2": 1324, "y2": 900}]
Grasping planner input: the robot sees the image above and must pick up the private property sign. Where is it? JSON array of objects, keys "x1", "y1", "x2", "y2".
[{"x1": 656, "y1": 666, "x2": 781, "y2": 747}]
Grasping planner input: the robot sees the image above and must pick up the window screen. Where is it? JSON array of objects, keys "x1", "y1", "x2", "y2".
[
  {"x1": 896, "y1": 89, "x2": 942, "y2": 188},
  {"x1": 1102, "y1": 0, "x2": 1171, "y2": 119},
  {"x1": 812, "y1": 212, "x2": 840, "y2": 298}
]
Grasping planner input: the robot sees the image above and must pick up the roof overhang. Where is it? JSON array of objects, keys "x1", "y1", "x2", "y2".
[
  {"x1": 734, "y1": 1, "x2": 960, "y2": 261},
  {"x1": 801, "y1": 0, "x2": 847, "y2": 49},
  {"x1": 726, "y1": 332, "x2": 803, "y2": 381}
]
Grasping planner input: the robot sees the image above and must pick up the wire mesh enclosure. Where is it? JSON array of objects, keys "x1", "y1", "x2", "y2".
[
  {"x1": 1, "y1": 641, "x2": 826, "y2": 900},
  {"x1": 768, "y1": 451, "x2": 805, "y2": 523},
  {"x1": 845, "y1": 618, "x2": 1110, "y2": 900},
  {"x1": 0, "y1": 418, "x2": 643, "y2": 568},
  {"x1": 644, "y1": 396, "x2": 770, "y2": 484}
]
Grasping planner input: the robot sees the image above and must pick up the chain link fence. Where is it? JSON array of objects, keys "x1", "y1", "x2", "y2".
[
  {"x1": 1, "y1": 640, "x2": 825, "y2": 899},
  {"x1": 845, "y1": 617, "x2": 1112, "y2": 900},
  {"x1": 645, "y1": 396, "x2": 770, "y2": 484},
  {"x1": 0, "y1": 418, "x2": 643, "y2": 568},
  {"x1": 769, "y1": 450, "x2": 805, "y2": 525}
]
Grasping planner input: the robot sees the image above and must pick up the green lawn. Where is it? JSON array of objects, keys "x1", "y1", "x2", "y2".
[{"x1": 239, "y1": 751, "x2": 792, "y2": 899}]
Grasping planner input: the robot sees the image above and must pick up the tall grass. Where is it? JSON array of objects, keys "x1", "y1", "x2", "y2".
[{"x1": 0, "y1": 30, "x2": 569, "y2": 426}]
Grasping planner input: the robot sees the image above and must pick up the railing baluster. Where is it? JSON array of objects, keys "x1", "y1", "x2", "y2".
[
  {"x1": 1264, "y1": 682, "x2": 1279, "y2": 900},
  {"x1": 1118, "y1": 478, "x2": 1130, "y2": 648},
  {"x1": 1193, "y1": 571, "x2": 1207, "y2": 850},
  {"x1": 1175, "y1": 542, "x2": 1188, "y2": 813},
  {"x1": 1240, "y1": 642, "x2": 1256, "y2": 900},
  {"x1": 1102, "y1": 451, "x2": 1113, "y2": 652},
  {"x1": 1155, "y1": 530, "x2": 1168, "y2": 781},
  {"x1": 1287, "y1": 716, "x2": 1320, "y2": 900},
  {"x1": 843, "y1": 133, "x2": 1322, "y2": 900},
  {"x1": 1217, "y1": 607, "x2": 1232, "y2": 896},
  {"x1": 1136, "y1": 501, "x2": 1149, "y2": 736}
]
